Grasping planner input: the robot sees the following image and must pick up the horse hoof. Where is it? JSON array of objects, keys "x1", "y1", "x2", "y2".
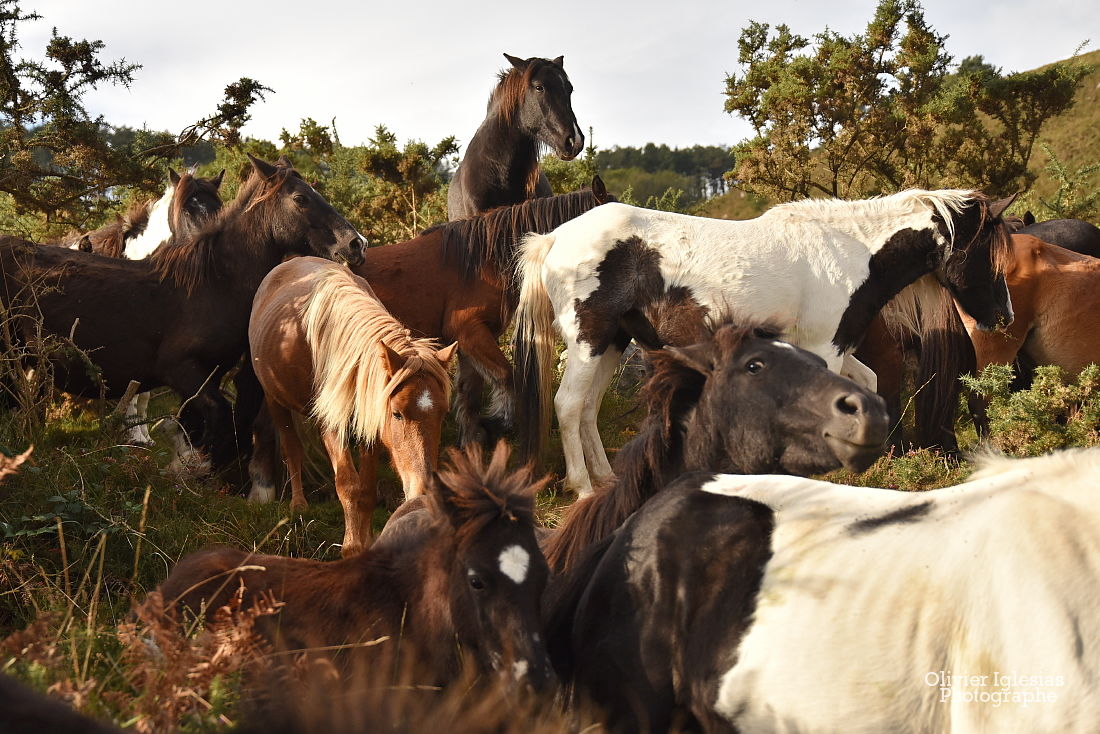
[{"x1": 247, "y1": 483, "x2": 276, "y2": 504}]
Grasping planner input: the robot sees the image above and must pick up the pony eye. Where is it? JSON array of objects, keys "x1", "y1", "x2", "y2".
[
  {"x1": 468, "y1": 573, "x2": 485, "y2": 590},
  {"x1": 392, "y1": 411, "x2": 404, "y2": 421},
  {"x1": 533, "y1": 83, "x2": 545, "y2": 92},
  {"x1": 746, "y1": 360, "x2": 765, "y2": 374}
]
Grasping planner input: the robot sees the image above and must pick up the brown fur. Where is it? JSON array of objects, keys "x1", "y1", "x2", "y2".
[
  {"x1": 159, "y1": 443, "x2": 551, "y2": 687},
  {"x1": 249, "y1": 257, "x2": 455, "y2": 556}
]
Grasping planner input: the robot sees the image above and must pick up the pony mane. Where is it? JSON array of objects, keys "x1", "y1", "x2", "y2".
[
  {"x1": 433, "y1": 442, "x2": 548, "y2": 550},
  {"x1": 489, "y1": 63, "x2": 536, "y2": 125},
  {"x1": 544, "y1": 320, "x2": 761, "y2": 573},
  {"x1": 430, "y1": 188, "x2": 605, "y2": 289},
  {"x1": 167, "y1": 172, "x2": 198, "y2": 229},
  {"x1": 768, "y1": 189, "x2": 977, "y2": 247},
  {"x1": 303, "y1": 266, "x2": 451, "y2": 446},
  {"x1": 149, "y1": 167, "x2": 281, "y2": 294}
]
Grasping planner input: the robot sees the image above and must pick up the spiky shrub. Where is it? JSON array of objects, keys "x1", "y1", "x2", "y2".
[{"x1": 962, "y1": 363, "x2": 1100, "y2": 456}]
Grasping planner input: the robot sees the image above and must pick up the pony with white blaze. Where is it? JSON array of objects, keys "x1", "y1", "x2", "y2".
[
  {"x1": 513, "y1": 189, "x2": 1015, "y2": 495},
  {"x1": 565, "y1": 448, "x2": 1100, "y2": 733}
]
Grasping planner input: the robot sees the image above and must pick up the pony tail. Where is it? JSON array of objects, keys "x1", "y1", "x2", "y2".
[
  {"x1": 512, "y1": 232, "x2": 557, "y2": 463},
  {"x1": 913, "y1": 287, "x2": 975, "y2": 452}
]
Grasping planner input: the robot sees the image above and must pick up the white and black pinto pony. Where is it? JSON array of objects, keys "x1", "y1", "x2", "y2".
[
  {"x1": 513, "y1": 190, "x2": 1015, "y2": 495},
  {"x1": 561, "y1": 447, "x2": 1100, "y2": 733}
]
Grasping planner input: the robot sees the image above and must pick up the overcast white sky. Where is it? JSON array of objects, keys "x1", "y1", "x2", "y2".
[{"x1": 18, "y1": 1, "x2": 1098, "y2": 153}]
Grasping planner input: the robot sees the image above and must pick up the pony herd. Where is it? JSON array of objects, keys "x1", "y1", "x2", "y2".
[{"x1": 3, "y1": 52, "x2": 1100, "y2": 733}]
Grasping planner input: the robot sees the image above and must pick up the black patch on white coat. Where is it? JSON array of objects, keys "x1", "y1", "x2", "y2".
[
  {"x1": 849, "y1": 501, "x2": 933, "y2": 534},
  {"x1": 566, "y1": 473, "x2": 775, "y2": 733},
  {"x1": 574, "y1": 236, "x2": 666, "y2": 356},
  {"x1": 832, "y1": 218, "x2": 944, "y2": 352}
]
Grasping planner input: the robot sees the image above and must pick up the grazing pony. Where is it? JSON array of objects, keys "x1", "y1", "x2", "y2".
[
  {"x1": 354, "y1": 180, "x2": 612, "y2": 445},
  {"x1": 447, "y1": 53, "x2": 583, "y2": 220},
  {"x1": 513, "y1": 191, "x2": 1015, "y2": 495},
  {"x1": 0, "y1": 155, "x2": 364, "y2": 468},
  {"x1": 564, "y1": 448, "x2": 1100, "y2": 733},
  {"x1": 159, "y1": 443, "x2": 555, "y2": 691},
  {"x1": 540, "y1": 317, "x2": 890, "y2": 576},
  {"x1": 248, "y1": 257, "x2": 455, "y2": 556}
]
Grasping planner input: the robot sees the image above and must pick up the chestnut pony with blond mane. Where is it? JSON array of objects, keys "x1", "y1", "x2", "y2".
[{"x1": 248, "y1": 257, "x2": 455, "y2": 556}]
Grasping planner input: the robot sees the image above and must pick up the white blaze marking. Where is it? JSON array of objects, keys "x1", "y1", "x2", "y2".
[
  {"x1": 512, "y1": 659, "x2": 529, "y2": 681},
  {"x1": 771, "y1": 340, "x2": 795, "y2": 350},
  {"x1": 498, "y1": 545, "x2": 529, "y2": 584},
  {"x1": 417, "y1": 390, "x2": 433, "y2": 412}
]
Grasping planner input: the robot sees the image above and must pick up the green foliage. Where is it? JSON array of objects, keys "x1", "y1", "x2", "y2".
[
  {"x1": 962, "y1": 363, "x2": 1100, "y2": 456},
  {"x1": 602, "y1": 168, "x2": 693, "y2": 210},
  {"x1": 723, "y1": 0, "x2": 1091, "y2": 201},
  {"x1": 822, "y1": 448, "x2": 969, "y2": 491},
  {"x1": 1016, "y1": 144, "x2": 1100, "y2": 222},
  {"x1": 596, "y1": 142, "x2": 733, "y2": 199},
  {"x1": 541, "y1": 126, "x2": 599, "y2": 194}
]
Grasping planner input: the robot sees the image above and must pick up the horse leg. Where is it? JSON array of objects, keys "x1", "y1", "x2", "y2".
[
  {"x1": 247, "y1": 404, "x2": 279, "y2": 503},
  {"x1": 319, "y1": 430, "x2": 370, "y2": 556},
  {"x1": 454, "y1": 324, "x2": 514, "y2": 443},
  {"x1": 267, "y1": 400, "x2": 307, "y2": 512},
  {"x1": 839, "y1": 353, "x2": 878, "y2": 393},
  {"x1": 135, "y1": 391, "x2": 153, "y2": 445},
  {"x1": 232, "y1": 353, "x2": 264, "y2": 461},
  {"x1": 579, "y1": 346, "x2": 624, "y2": 489},
  {"x1": 555, "y1": 344, "x2": 613, "y2": 498},
  {"x1": 454, "y1": 355, "x2": 487, "y2": 446}
]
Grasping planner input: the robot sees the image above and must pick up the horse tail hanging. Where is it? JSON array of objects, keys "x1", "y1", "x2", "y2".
[{"x1": 512, "y1": 232, "x2": 557, "y2": 462}]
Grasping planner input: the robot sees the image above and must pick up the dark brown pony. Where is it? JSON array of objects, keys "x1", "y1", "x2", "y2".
[
  {"x1": 447, "y1": 53, "x2": 583, "y2": 220},
  {"x1": 0, "y1": 155, "x2": 365, "y2": 468},
  {"x1": 67, "y1": 168, "x2": 224, "y2": 258},
  {"x1": 540, "y1": 317, "x2": 889, "y2": 576},
  {"x1": 159, "y1": 443, "x2": 554, "y2": 690}
]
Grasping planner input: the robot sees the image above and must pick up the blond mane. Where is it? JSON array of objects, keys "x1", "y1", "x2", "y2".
[{"x1": 303, "y1": 267, "x2": 451, "y2": 446}]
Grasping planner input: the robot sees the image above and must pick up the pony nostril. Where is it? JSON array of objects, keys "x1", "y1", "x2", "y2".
[
  {"x1": 564, "y1": 136, "x2": 575, "y2": 152},
  {"x1": 834, "y1": 393, "x2": 863, "y2": 416}
]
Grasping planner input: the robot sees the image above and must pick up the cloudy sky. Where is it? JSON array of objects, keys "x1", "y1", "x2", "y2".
[{"x1": 18, "y1": 0, "x2": 1098, "y2": 153}]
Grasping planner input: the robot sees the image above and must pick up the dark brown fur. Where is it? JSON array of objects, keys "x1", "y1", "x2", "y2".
[
  {"x1": 160, "y1": 444, "x2": 552, "y2": 687},
  {"x1": 0, "y1": 155, "x2": 363, "y2": 468}
]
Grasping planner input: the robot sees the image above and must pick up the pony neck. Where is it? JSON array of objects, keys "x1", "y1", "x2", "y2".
[
  {"x1": 544, "y1": 413, "x2": 688, "y2": 573},
  {"x1": 473, "y1": 114, "x2": 542, "y2": 196}
]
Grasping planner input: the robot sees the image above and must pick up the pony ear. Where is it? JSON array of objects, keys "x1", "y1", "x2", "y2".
[
  {"x1": 435, "y1": 341, "x2": 459, "y2": 366},
  {"x1": 211, "y1": 169, "x2": 225, "y2": 189},
  {"x1": 663, "y1": 343, "x2": 713, "y2": 376},
  {"x1": 77, "y1": 233, "x2": 93, "y2": 252},
  {"x1": 1023, "y1": 210, "x2": 1035, "y2": 226},
  {"x1": 276, "y1": 155, "x2": 293, "y2": 168},
  {"x1": 591, "y1": 175, "x2": 607, "y2": 202},
  {"x1": 428, "y1": 473, "x2": 464, "y2": 529},
  {"x1": 551, "y1": 55, "x2": 564, "y2": 67},
  {"x1": 988, "y1": 193, "x2": 1018, "y2": 219},
  {"x1": 168, "y1": 168, "x2": 181, "y2": 186},
  {"x1": 379, "y1": 342, "x2": 408, "y2": 375},
  {"x1": 503, "y1": 53, "x2": 528, "y2": 70},
  {"x1": 247, "y1": 153, "x2": 279, "y2": 179}
]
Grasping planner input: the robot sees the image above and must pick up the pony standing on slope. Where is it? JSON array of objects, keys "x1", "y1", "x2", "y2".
[
  {"x1": 249, "y1": 257, "x2": 455, "y2": 556},
  {"x1": 513, "y1": 190, "x2": 1015, "y2": 496},
  {"x1": 447, "y1": 53, "x2": 583, "y2": 220}
]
